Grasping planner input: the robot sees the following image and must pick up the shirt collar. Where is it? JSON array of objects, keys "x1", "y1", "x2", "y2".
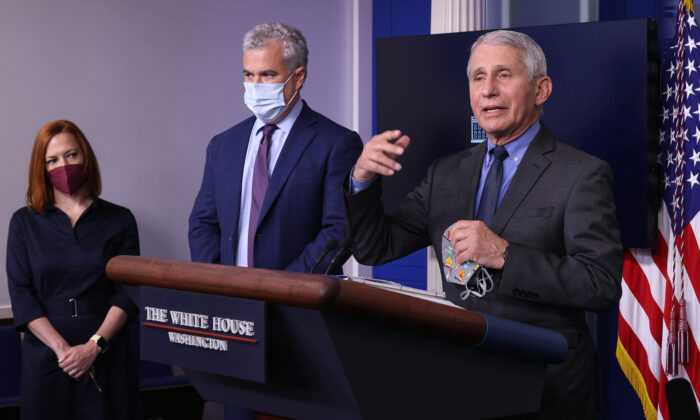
[
  {"x1": 252, "y1": 98, "x2": 304, "y2": 136},
  {"x1": 44, "y1": 196, "x2": 101, "y2": 213},
  {"x1": 486, "y1": 120, "x2": 540, "y2": 162}
]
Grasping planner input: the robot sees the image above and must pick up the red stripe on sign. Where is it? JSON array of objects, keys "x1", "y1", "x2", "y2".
[{"x1": 142, "y1": 322, "x2": 259, "y2": 343}]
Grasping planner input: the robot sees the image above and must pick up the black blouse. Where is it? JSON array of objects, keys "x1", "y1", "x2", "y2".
[{"x1": 6, "y1": 198, "x2": 139, "y2": 331}]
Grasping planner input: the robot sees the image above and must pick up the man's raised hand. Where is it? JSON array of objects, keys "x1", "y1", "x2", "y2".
[{"x1": 352, "y1": 130, "x2": 411, "y2": 181}]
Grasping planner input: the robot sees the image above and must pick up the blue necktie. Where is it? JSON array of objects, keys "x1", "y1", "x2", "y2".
[
  {"x1": 248, "y1": 124, "x2": 277, "y2": 267},
  {"x1": 476, "y1": 146, "x2": 509, "y2": 227}
]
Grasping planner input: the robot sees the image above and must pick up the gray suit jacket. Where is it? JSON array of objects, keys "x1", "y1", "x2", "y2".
[{"x1": 345, "y1": 124, "x2": 623, "y2": 419}]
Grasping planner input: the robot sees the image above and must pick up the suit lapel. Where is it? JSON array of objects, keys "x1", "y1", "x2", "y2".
[
  {"x1": 258, "y1": 102, "x2": 317, "y2": 226},
  {"x1": 490, "y1": 125, "x2": 554, "y2": 234},
  {"x1": 459, "y1": 142, "x2": 487, "y2": 221}
]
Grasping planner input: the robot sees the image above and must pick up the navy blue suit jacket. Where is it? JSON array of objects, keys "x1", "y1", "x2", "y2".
[{"x1": 189, "y1": 101, "x2": 362, "y2": 273}]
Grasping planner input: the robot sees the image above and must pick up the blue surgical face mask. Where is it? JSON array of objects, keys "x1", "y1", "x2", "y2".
[{"x1": 243, "y1": 70, "x2": 299, "y2": 123}]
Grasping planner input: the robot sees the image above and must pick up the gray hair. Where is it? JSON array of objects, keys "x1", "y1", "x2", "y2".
[
  {"x1": 467, "y1": 30, "x2": 547, "y2": 81},
  {"x1": 243, "y1": 22, "x2": 308, "y2": 72}
]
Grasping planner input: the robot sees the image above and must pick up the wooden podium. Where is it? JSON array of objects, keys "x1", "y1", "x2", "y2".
[{"x1": 107, "y1": 256, "x2": 567, "y2": 420}]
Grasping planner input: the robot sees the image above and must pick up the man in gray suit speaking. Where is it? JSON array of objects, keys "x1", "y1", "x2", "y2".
[{"x1": 344, "y1": 30, "x2": 623, "y2": 419}]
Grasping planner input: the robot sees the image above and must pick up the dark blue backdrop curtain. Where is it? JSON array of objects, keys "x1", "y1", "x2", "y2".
[{"x1": 372, "y1": 0, "x2": 431, "y2": 289}]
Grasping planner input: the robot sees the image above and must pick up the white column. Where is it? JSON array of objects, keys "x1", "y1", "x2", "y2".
[
  {"x1": 343, "y1": 0, "x2": 373, "y2": 278},
  {"x1": 579, "y1": 0, "x2": 597, "y2": 22},
  {"x1": 431, "y1": 0, "x2": 484, "y2": 33},
  {"x1": 501, "y1": 0, "x2": 510, "y2": 28}
]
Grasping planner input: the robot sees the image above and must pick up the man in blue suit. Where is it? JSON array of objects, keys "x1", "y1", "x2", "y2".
[{"x1": 189, "y1": 22, "x2": 362, "y2": 274}]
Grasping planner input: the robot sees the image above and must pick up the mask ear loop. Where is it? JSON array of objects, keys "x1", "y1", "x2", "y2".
[
  {"x1": 283, "y1": 67, "x2": 302, "y2": 106},
  {"x1": 459, "y1": 266, "x2": 494, "y2": 300}
]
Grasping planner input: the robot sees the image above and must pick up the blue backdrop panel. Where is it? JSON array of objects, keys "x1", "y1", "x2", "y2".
[{"x1": 371, "y1": 0, "x2": 431, "y2": 288}]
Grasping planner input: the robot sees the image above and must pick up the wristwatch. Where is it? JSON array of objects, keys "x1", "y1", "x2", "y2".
[{"x1": 90, "y1": 334, "x2": 109, "y2": 354}]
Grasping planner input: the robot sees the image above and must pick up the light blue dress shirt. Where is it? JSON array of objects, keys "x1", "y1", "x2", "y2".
[
  {"x1": 473, "y1": 120, "x2": 540, "y2": 215},
  {"x1": 235, "y1": 99, "x2": 304, "y2": 267}
]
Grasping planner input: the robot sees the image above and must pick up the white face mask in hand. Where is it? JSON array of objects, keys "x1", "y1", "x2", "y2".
[{"x1": 243, "y1": 70, "x2": 298, "y2": 123}]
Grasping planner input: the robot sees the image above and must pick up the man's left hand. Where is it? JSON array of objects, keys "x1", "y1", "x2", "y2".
[{"x1": 450, "y1": 220, "x2": 509, "y2": 269}]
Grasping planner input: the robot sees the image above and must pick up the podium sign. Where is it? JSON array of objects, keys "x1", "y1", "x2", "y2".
[
  {"x1": 140, "y1": 286, "x2": 266, "y2": 382},
  {"x1": 109, "y1": 257, "x2": 568, "y2": 419}
]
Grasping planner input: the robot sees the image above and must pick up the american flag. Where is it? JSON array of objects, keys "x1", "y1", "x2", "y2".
[{"x1": 617, "y1": 0, "x2": 700, "y2": 418}]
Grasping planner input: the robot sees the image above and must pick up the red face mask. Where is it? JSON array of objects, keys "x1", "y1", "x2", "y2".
[{"x1": 48, "y1": 164, "x2": 88, "y2": 195}]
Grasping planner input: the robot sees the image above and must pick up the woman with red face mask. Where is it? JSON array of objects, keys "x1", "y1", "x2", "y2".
[{"x1": 6, "y1": 120, "x2": 140, "y2": 420}]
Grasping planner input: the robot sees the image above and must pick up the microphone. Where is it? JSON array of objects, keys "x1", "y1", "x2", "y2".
[
  {"x1": 309, "y1": 238, "x2": 337, "y2": 274},
  {"x1": 666, "y1": 378, "x2": 700, "y2": 420},
  {"x1": 324, "y1": 238, "x2": 353, "y2": 275}
]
